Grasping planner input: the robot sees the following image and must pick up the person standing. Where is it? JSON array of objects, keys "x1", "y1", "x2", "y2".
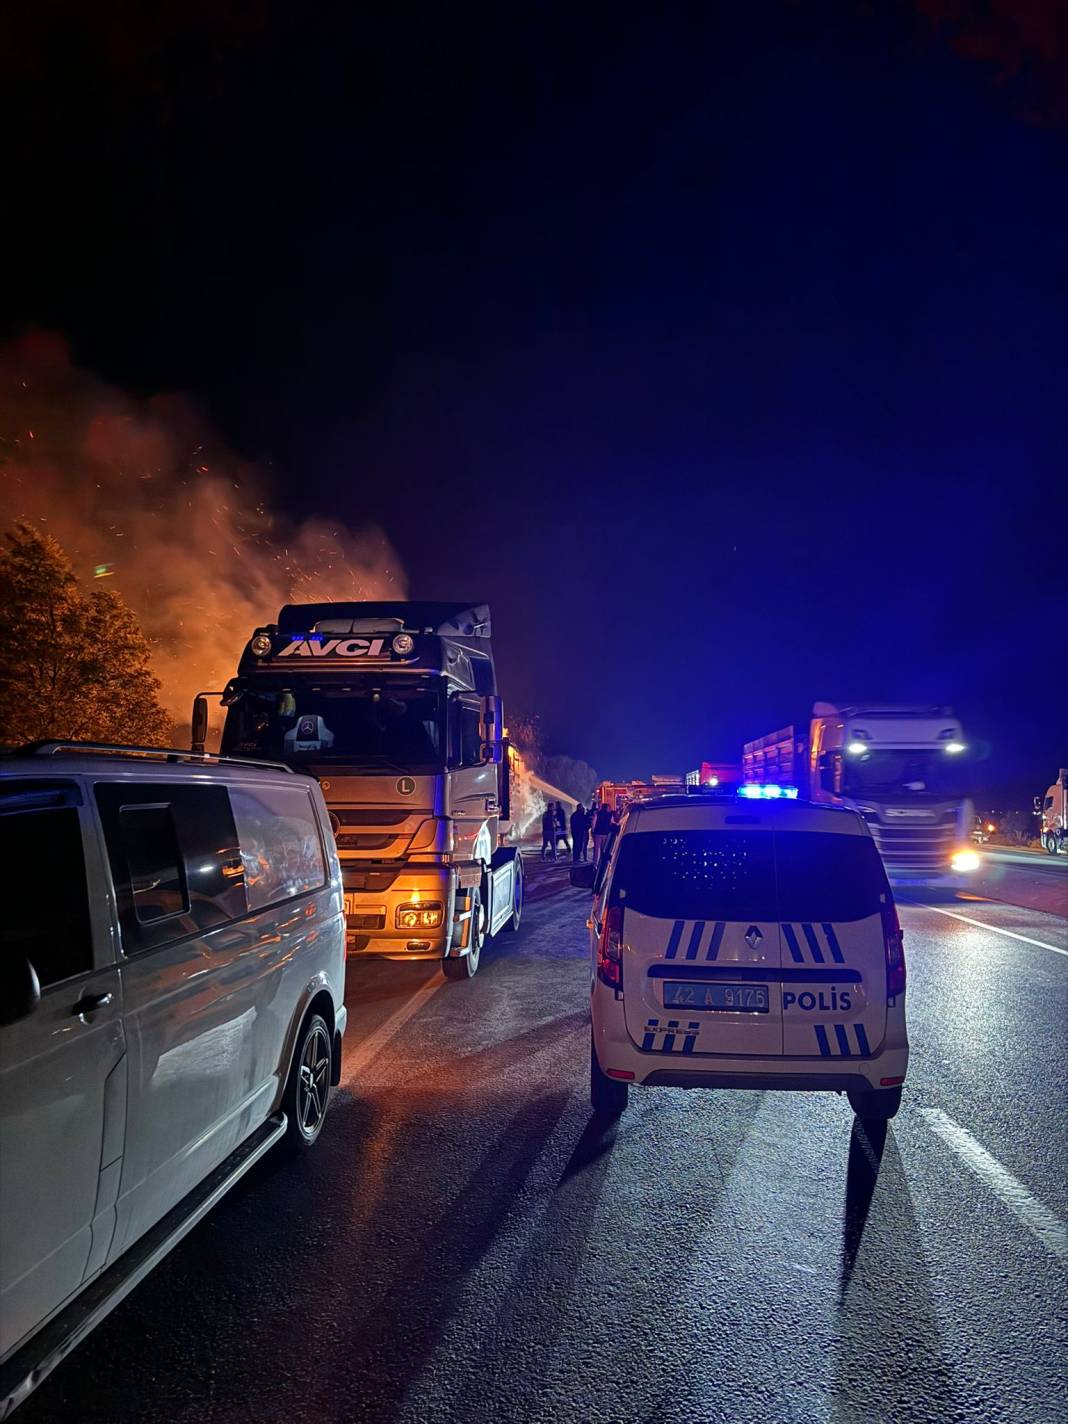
[
  {"x1": 554, "y1": 801, "x2": 570, "y2": 856},
  {"x1": 541, "y1": 803, "x2": 557, "y2": 861},
  {"x1": 592, "y1": 801, "x2": 614, "y2": 866},
  {"x1": 570, "y1": 802, "x2": 589, "y2": 862}
]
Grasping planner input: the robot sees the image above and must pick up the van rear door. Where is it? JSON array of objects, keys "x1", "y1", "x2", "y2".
[
  {"x1": 775, "y1": 828, "x2": 891, "y2": 1060},
  {"x1": 612, "y1": 824, "x2": 784, "y2": 1058}
]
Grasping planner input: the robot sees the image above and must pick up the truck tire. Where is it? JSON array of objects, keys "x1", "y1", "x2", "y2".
[
  {"x1": 502, "y1": 857, "x2": 523, "y2": 932},
  {"x1": 847, "y1": 1085, "x2": 902, "y2": 1122},
  {"x1": 281, "y1": 1012, "x2": 333, "y2": 1151},
  {"x1": 591, "y1": 1036, "x2": 628, "y2": 1117},
  {"x1": 443, "y1": 885, "x2": 484, "y2": 980},
  {"x1": 1045, "y1": 834, "x2": 1059, "y2": 855}
]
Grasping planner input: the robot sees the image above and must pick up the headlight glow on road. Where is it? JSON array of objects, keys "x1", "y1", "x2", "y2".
[{"x1": 951, "y1": 849, "x2": 981, "y2": 872}]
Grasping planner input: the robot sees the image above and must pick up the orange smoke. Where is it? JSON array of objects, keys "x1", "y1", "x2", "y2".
[{"x1": 0, "y1": 332, "x2": 405, "y2": 733}]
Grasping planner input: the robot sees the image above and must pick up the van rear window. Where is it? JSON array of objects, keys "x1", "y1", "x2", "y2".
[{"x1": 612, "y1": 829, "x2": 888, "y2": 923}]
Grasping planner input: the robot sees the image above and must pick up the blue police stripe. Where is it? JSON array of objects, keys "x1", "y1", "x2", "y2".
[
  {"x1": 682, "y1": 1021, "x2": 700, "y2": 1054},
  {"x1": 822, "y1": 922, "x2": 845, "y2": 964},
  {"x1": 705, "y1": 921, "x2": 725, "y2": 960},
  {"x1": 834, "y1": 1024, "x2": 851, "y2": 1057},
  {"x1": 802, "y1": 923, "x2": 825, "y2": 963},
  {"x1": 685, "y1": 921, "x2": 706, "y2": 960},
  {"x1": 814, "y1": 1024, "x2": 831, "y2": 1057},
  {"x1": 642, "y1": 1019, "x2": 658, "y2": 1051},
  {"x1": 782, "y1": 923, "x2": 804, "y2": 963},
  {"x1": 661, "y1": 1019, "x2": 679, "y2": 1053},
  {"x1": 854, "y1": 1022, "x2": 871, "y2": 1056},
  {"x1": 664, "y1": 921, "x2": 684, "y2": 960}
]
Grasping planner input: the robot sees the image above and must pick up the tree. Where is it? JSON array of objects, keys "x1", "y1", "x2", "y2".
[
  {"x1": 541, "y1": 754, "x2": 600, "y2": 805},
  {"x1": 0, "y1": 522, "x2": 170, "y2": 746}
]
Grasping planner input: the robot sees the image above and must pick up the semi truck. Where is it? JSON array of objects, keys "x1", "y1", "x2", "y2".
[
  {"x1": 742, "y1": 702, "x2": 977, "y2": 879},
  {"x1": 193, "y1": 601, "x2": 523, "y2": 979},
  {"x1": 1036, "y1": 769, "x2": 1068, "y2": 854}
]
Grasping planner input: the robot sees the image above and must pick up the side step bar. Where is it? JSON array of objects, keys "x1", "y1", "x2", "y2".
[{"x1": 0, "y1": 1113, "x2": 287, "y2": 1419}]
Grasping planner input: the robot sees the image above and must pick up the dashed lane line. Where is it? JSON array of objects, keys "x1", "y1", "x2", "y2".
[
  {"x1": 919, "y1": 1109, "x2": 1068, "y2": 1260},
  {"x1": 903, "y1": 901, "x2": 1068, "y2": 957}
]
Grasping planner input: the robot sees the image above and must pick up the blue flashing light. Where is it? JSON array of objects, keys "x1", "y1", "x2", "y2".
[{"x1": 738, "y1": 783, "x2": 799, "y2": 800}]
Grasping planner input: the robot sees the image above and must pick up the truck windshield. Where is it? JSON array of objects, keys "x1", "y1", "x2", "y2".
[
  {"x1": 222, "y1": 682, "x2": 445, "y2": 771},
  {"x1": 842, "y1": 750, "x2": 970, "y2": 798}
]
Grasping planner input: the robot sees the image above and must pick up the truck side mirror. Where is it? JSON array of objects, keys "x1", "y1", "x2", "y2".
[
  {"x1": 191, "y1": 695, "x2": 209, "y2": 754},
  {"x1": 0, "y1": 956, "x2": 41, "y2": 1027},
  {"x1": 481, "y1": 694, "x2": 503, "y2": 745}
]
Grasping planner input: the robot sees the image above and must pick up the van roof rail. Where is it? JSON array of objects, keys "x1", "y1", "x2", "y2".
[{"x1": 13, "y1": 741, "x2": 298, "y2": 775}]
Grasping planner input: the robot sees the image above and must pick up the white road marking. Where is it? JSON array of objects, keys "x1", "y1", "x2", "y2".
[
  {"x1": 342, "y1": 977, "x2": 446, "y2": 1078},
  {"x1": 905, "y1": 901, "x2": 1068, "y2": 957},
  {"x1": 919, "y1": 1109, "x2": 1068, "y2": 1260}
]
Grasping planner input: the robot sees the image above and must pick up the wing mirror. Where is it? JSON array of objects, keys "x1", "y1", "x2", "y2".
[
  {"x1": 0, "y1": 955, "x2": 41, "y2": 1027},
  {"x1": 191, "y1": 695, "x2": 209, "y2": 754},
  {"x1": 569, "y1": 863, "x2": 596, "y2": 890}
]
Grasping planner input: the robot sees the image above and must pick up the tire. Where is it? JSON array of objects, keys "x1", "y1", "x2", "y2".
[
  {"x1": 847, "y1": 1085, "x2": 902, "y2": 1122},
  {"x1": 281, "y1": 1012, "x2": 333, "y2": 1151},
  {"x1": 1045, "y1": 835, "x2": 1059, "y2": 855},
  {"x1": 502, "y1": 859, "x2": 523, "y2": 933},
  {"x1": 443, "y1": 885, "x2": 484, "y2": 980},
  {"x1": 591, "y1": 1036, "x2": 629, "y2": 1117}
]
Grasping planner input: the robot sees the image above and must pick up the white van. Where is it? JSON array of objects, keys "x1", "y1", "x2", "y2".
[
  {"x1": 574, "y1": 789, "x2": 908, "y2": 1124},
  {"x1": 0, "y1": 743, "x2": 347, "y2": 1413}
]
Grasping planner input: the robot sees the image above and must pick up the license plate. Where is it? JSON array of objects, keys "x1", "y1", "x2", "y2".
[{"x1": 663, "y1": 981, "x2": 770, "y2": 1013}]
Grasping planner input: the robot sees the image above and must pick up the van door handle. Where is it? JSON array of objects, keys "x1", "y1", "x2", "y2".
[{"x1": 72, "y1": 991, "x2": 113, "y2": 1017}]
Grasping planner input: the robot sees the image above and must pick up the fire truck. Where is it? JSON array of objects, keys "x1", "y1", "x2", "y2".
[
  {"x1": 193, "y1": 602, "x2": 522, "y2": 979},
  {"x1": 742, "y1": 703, "x2": 978, "y2": 880}
]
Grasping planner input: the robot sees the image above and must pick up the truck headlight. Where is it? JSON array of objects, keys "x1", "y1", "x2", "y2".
[
  {"x1": 951, "y1": 849, "x2": 980, "y2": 872},
  {"x1": 250, "y1": 633, "x2": 273, "y2": 657},
  {"x1": 396, "y1": 901, "x2": 444, "y2": 930}
]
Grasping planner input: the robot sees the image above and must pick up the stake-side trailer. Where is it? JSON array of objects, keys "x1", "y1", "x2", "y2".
[
  {"x1": 743, "y1": 702, "x2": 977, "y2": 880},
  {"x1": 194, "y1": 601, "x2": 522, "y2": 979}
]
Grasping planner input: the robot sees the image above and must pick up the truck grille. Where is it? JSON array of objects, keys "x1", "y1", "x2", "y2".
[
  {"x1": 335, "y1": 833, "x2": 396, "y2": 851},
  {"x1": 862, "y1": 814, "x2": 956, "y2": 871},
  {"x1": 343, "y1": 867, "x2": 404, "y2": 893}
]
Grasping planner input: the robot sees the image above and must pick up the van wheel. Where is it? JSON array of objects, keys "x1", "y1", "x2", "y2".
[
  {"x1": 282, "y1": 1013, "x2": 332, "y2": 1150},
  {"x1": 847, "y1": 1085, "x2": 902, "y2": 1122},
  {"x1": 591, "y1": 1037, "x2": 629, "y2": 1117},
  {"x1": 502, "y1": 860, "x2": 523, "y2": 932},
  {"x1": 443, "y1": 886, "x2": 484, "y2": 980}
]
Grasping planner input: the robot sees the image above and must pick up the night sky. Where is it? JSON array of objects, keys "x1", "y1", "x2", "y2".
[{"x1": 2, "y1": 1, "x2": 1065, "y2": 799}]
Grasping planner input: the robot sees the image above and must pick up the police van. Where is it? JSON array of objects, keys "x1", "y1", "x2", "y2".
[
  {"x1": 572, "y1": 787, "x2": 908, "y2": 1123},
  {"x1": 0, "y1": 742, "x2": 347, "y2": 1414}
]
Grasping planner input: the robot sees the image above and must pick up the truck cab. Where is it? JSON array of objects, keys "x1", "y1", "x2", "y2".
[
  {"x1": 744, "y1": 704, "x2": 978, "y2": 881},
  {"x1": 203, "y1": 602, "x2": 523, "y2": 979},
  {"x1": 1036, "y1": 769, "x2": 1068, "y2": 854}
]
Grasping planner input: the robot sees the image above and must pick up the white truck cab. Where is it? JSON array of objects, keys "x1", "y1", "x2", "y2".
[{"x1": 574, "y1": 787, "x2": 908, "y2": 1125}]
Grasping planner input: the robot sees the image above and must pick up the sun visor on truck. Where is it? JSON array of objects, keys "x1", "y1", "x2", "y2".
[{"x1": 277, "y1": 602, "x2": 492, "y2": 637}]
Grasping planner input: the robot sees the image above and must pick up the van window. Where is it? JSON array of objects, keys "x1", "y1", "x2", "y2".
[
  {"x1": 611, "y1": 828, "x2": 888, "y2": 923},
  {"x1": 0, "y1": 797, "x2": 93, "y2": 986},
  {"x1": 229, "y1": 783, "x2": 327, "y2": 912},
  {"x1": 119, "y1": 806, "x2": 188, "y2": 924},
  {"x1": 96, "y1": 782, "x2": 247, "y2": 952}
]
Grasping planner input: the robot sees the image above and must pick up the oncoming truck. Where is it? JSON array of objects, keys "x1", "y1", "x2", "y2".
[
  {"x1": 195, "y1": 601, "x2": 522, "y2": 979},
  {"x1": 743, "y1": 703, "x2": 977, "y2": 880}
]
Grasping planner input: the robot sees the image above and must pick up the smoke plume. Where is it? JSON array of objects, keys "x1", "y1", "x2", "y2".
[{"x1": 0, "y1": 332, "x2": 405, "y2": 732}]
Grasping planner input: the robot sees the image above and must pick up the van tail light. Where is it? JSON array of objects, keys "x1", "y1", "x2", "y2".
[
  {"x1": 598, "y1": 905, "x2": 623, "y2": 989},
  {"x1": 881, "y1": 899, "x2": 906, "y2": 999}
]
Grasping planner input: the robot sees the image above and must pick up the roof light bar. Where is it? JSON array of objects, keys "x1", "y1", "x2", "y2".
[{"x1": 738, "y1": 784, "x2": 799, "y2": 800}]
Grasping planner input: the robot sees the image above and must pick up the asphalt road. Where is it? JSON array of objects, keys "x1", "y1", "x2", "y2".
[{"x1": 17, "y1": 859, "x2": 1067, "y2": 1424}]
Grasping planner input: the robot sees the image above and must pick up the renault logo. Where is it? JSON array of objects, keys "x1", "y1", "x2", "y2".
[{"x1": 744, "y1": 926, "x2": 763, "y2": 949}]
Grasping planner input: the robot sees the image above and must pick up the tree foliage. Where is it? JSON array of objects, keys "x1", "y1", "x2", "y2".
[{"x1": 0, "y1": 522, "x2": 170, "y2": 746}]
